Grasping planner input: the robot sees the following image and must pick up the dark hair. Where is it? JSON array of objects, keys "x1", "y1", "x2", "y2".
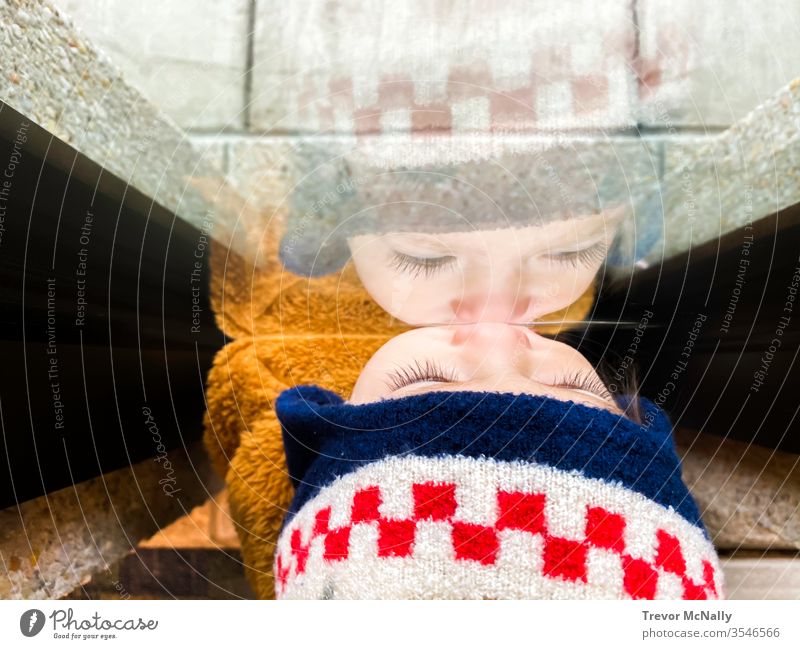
[{"x1": 547, "y1": 329, "x2": 643, "y2": 424}]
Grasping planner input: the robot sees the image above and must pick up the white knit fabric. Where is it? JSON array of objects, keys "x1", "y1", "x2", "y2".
[{"x1": 275, "y1": 455, "x2": 723, "y2": 599}]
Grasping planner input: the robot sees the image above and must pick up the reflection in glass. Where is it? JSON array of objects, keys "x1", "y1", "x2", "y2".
[
  {"x1": 278, "y1": 142, "x2": 657, "y2": 326},
  {"x1": 348, "y1": 212, "x2": 621, "y2": 325}
]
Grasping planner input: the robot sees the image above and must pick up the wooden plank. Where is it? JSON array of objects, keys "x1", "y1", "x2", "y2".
[{"x1": 723, "y1": 556, "x2": 800, "y2": 599}]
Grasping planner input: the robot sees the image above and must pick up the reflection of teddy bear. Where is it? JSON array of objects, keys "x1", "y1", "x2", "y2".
[{"x1": 202, "y1": 207, "x2": 596, "y2": 599}]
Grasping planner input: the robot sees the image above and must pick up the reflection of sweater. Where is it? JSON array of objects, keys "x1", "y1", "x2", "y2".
[{"x1": 274, "y1": 387, "x2": 723, "y2": 600}]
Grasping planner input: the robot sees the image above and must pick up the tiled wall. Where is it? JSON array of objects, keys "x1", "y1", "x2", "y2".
[
  {"x1": 50, "y1": 0, "x2": 800, "y2": 133},
  {"x1": 44, "y1": 0, "x2": 799, "y2": 277},
  {"x1": 50, "y1": 0, "x2": 800, "y2": 185}
]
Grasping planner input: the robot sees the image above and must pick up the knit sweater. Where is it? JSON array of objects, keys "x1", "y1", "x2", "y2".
[{"x1": 273, "y1": 386, "x2": 723, "y2": 599}]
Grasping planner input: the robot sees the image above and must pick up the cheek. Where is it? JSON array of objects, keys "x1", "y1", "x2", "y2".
[
  {"x1": 356, "y1": 265, "x2": 395, "y2": 302},
  {"x1": 350, "y1": 247, "x2": 402, "y2": 297},
  {"x1": 529, "y1": 264, "x2": 598, "y2": 300},
  {"x1": 388, "y1": 271, "x2": 464, "y2": 307},
  {"x1": 350, "y1": 246, "x2": 385, "y2": 279},
  {"x1": 350, "y1": 365, "x2": 389, "y2": 403}
]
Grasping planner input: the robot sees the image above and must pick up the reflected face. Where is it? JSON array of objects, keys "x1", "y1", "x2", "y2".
[
  {"x1": 347, "y1": 212, "x2": 620, "y2": 325},
  {"x1": 350, "y1": 324, "x2": 621, "y2": 415}
]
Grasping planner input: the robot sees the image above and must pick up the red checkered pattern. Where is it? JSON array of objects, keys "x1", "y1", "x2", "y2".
[
  {"x1": 276, "y1": 481, "x2": 720, "y2": 599},
  {"x1": 262, "y1": 1, "x2": 702, "y2": 146},
  {"x1": 312, "y1": 64, "x2": 630, "y2": 136}
]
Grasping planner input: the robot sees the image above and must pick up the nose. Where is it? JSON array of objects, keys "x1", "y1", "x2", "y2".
[
  {"x1": 450, "y1": 292, "x2": 532, "y2": 323},
  {"x1": 450, "y1": 323, "x2": 534, "y2": 375}
]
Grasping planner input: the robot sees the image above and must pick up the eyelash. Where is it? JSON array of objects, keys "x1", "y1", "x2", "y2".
[
  {"x1": 385, "y1": 359, "x2": 458, "y2": 391},
  {"x1": 390, "y1": 242, "x2": 608, "y2": 277},
  {"x1": 386, "y1": 360, "x2": 613, "y2": 403},
  {"x1": 390, "y1": 251, "x2": 457, "y2": 278},
  {"x1": 546, "y1": 242, "x2": 609, "y2": 268},
  {"x1": 552, "y1": 370, "x2": 614, "y2": 402}
]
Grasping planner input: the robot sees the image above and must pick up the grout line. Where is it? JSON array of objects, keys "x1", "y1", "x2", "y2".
[
  {"x1": 222, "y1": 140, "x2": 230, "y2": 174},
  {"x1": 185, "y1": 124, "x2": 730, "y2": 141},
  {"x1": 631, "y1": 0, "x2": 640, "y2": 64},
  {"x1": 637, "y1": 125, "x2": 730, "y2": 136},
  {"x1": 631, "y1": 0, "x2": 642, "y2": 128},
  {"x1": 242, "y1": 0, "x2": 257, "y2": 131}
]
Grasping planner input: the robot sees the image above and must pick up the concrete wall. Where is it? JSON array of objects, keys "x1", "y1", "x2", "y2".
[{"x1": 51, "y1": 0, "x2": 251, "y2": 131}]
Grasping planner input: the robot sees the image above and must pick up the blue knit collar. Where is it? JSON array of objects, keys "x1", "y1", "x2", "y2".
[{"x1": 276, "y1": 386, "x2": 705, "y2": 532}]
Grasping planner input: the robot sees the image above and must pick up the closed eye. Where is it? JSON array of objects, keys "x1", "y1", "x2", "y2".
[
  {"x1": 552, "y1": 369, "x2": 614, "y2": 403},
  {"x1": 386, "y1": 359, "x2": 613, "y2": 406},
  {"x1": 544, "y1": 241, "x2": 609, "y2": 268},
  {"x1": 385, "y1": 359, "x2": 458, "y2": 391},
  {"x1": 390, "y1": 251, "x2": 457, "y2": 278}
]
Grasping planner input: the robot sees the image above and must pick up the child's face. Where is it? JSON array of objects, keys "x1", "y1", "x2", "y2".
[
  {"x1": 347, "y1": 212, "x2": 619, "y2": 325},
  {"x1": 350, "y1": 324, "x2": 621, "y2": 414}
]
